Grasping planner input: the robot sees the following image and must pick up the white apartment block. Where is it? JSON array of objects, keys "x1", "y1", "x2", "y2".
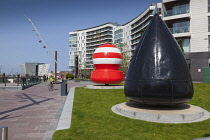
[
  {"x1": 69, "y1": 3, "x2": 161, "y2": 75},
  {"x1": 69, "y1": 0, "x2": 210, "y2": 81},
  {"x1": 162, "y1": 0, "x2": 209, "y2": 52},
  {"x1": 162, "y1": 0, "x2": 210, "y2": 81},
  {"x1": 69, "y1": 22, "x2": 121, "y2": 75}
]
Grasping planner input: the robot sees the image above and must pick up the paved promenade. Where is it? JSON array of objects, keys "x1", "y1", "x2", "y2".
[{"x1": 0, "y1": 81, "x2": 88, "y2": 140}]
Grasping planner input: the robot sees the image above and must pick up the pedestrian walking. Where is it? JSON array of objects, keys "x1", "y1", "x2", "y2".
[
  {"x1": 2, "y1": 73, "x2": 5, "y2": 83},
  {"x1": 43, "y1": 75, "x2": 46, "y2": 82}
]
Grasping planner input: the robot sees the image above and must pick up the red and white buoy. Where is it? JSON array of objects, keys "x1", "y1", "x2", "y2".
[{"x1": 90, "y1": 43, "x2": 124, "y2": 84}]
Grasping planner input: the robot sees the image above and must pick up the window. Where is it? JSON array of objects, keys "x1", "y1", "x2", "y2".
[
  {"x1": 182, "y1": 38, "x2": 190, "y2": 52},
  {"x1": 70, "y1": 34, "x2": 77, "y2": 37},
  {"x1": 172, "y1": 4, "x2": 189, "y2": 15},
  {"x1": 164, "y1": 3, "x2": 189, "y2": 17},
  {"x1": 209, "y1": 17, "x2": 210, "y2": 32},
  {"x1": 209, "y1": 0, "x2": 210, "y2": 12},
  {"x1": 172, "y1": 21, "x2": 190, "y2": 34},
  {"x1": 208, "y1": 36, "x2": 210, "y2": 51}
]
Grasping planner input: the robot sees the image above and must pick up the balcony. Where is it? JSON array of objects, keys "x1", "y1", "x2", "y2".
[
  {"x1": 131, "y1": 11, "x2": 154, "y2": 29},
  {"x1": 164, "y1": 5, "x2": 189, "y2": 17},
  {"x1": 86, "y1": 27, "x2": 113, "y2": 36},
  {"x1": 131, "y1": 32, "x2": 142, "y2": 40},
  {"x1": 86, "y1": 65, "x2": 94, "y2": 69},
  {"x1": 86, "y1": 35, "x2": 112, "y2": 43},
  {"x1": 131, "y1": 20, "x2": 150, "y2": 35},
  {"x1": 86, "y1": 61, "x2": 93, "y2": 65},
  {"x1": 131, "y1": 39, "x2": 140, "y2": 45},
  {"x1": 86, "y1": 50, "x2": 95, "y2": 53},
  {"x1": 169, "y1": 26, "x2": 189, "y2": 34},
  {"x1": 87, "y1": 31, "x2": 112, "y2": 39}
]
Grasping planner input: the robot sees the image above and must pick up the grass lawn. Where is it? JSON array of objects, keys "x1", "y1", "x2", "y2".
[{"x1": 53, "y1": 83, "x2": 210, "y2": 140}]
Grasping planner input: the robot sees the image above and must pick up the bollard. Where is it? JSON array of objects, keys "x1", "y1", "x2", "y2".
[
  {"x1": 0, "y1": 127, "x2": 8, "y2": 140},
  {"x1": 61, "y1": 80, "x2": 68, "y2": 96}
]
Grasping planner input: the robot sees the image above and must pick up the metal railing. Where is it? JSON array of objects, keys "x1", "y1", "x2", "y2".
[
  {"x1": 0, "y1": 76, "x2": 42, "y2": 87},
  {"x1": 169, "y1": 26, "x2": 189, "y2": 34},
  {"x1": 164, "y1": 6, "x2": 189, "y2": 17}
]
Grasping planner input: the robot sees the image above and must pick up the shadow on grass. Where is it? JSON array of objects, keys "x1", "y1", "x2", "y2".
[{"x1": 204, "y1": 134, "x2": 210, "y2": 137}]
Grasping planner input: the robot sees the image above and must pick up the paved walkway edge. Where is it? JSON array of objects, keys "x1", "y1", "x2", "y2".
[
  {"x1": 42, "y1": 98, "x2": 66, "y2": 140},
  {"x1": 56, "y1": 87, "x2": 75, "y2": 130},
  {"x1": 43, "y1": 87, "x2": 75, "y2": 140}
]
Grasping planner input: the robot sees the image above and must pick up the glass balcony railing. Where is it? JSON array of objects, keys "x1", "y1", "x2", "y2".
[
  {"x1": 164, "y1": 6, "x2": 189, "y2": 17},
  {"x1": 169, "y1": 26, "x2": 189, "y2": 34}
]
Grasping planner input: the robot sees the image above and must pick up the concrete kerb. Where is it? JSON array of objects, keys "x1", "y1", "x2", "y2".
[
  {"x1": 112, "y1": 102, "x2": 210, "y2": 124},
  {"x1": 42, "y1": 97, "x2": 65, "y2": 140},
  {"x1": 56, "y1": 87, "x2": 75, "y2": 130},
  {"x1": 112, "y1": 104, "x2": 210, "y2": 139},
  {"x1": 42, "y1": 87, "x2": 76, "y2": 140}
]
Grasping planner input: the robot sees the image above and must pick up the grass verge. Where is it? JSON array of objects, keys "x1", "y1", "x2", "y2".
[{"x1": 53, "y1": 83, "x2": 210, "y2": 140}]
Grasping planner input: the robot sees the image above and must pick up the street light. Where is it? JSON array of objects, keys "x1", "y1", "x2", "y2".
[{"x1": 25, "y1": 15, "x2": 58, "y2": 83}]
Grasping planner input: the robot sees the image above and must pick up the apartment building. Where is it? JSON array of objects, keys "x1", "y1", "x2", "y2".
[
  {"x1": 69, "y1": 0, "x2": 210, "y2": 81},
  {"x1": 162, "y1": 0, "x2": 210, "y2": 81},
  {"x1": 69, "y1": 22, "x2": 119, "y2": 75},
  {"x1": 123, "y1": 3, "x2": 162, "y2": 53},
  {"x1": 69, "y1": 3, "x2": 161, "y2": 76}
]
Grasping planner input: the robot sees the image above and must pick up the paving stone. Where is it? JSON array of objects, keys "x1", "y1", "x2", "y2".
[{"x1": 0, "y1": 81, "x2": 89, "y2": 140}]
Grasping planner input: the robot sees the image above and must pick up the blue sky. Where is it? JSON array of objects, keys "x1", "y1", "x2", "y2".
[{"x1": 0, "y1": 0, "x2": 161, "y2": 75}]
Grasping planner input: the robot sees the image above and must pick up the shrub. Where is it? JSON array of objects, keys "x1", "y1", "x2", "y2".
[
  {"x1": 85, "y1": 75, "x2": 90, "y2": 79},
  {"x1": 66, "y1": 73, "x2": 74, "y2": 80}
]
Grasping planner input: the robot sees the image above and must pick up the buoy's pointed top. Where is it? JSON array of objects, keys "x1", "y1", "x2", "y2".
[
  {"x1": 155, "y1": 7, "x2": 159, "y2": 14},
  {"x1": 154, "y1": 13, "x2": 159, "y2": 17}
]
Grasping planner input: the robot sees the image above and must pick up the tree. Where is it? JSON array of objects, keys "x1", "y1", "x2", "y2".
[
  {"x1": 140, "y1": 28, "x2": 145, "y2": 35},
  {"x1": 117, "y1": 43, "x2": 131, "y2": 73},
  {"x1": 66, "y1": 73, "x2": 74, "y2": 80},
  {"x1": 176, "y1": 38, "x2": 184, "y2": 53}
]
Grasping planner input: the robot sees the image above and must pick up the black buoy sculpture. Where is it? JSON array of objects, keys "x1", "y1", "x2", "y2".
[{"x1": 124, "y1": 14, "x2": 194, "y2": 105}]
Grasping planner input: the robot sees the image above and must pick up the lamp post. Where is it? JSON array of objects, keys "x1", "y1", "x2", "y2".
[
  {"x1": 74, "y1": 55, "x2": 78, "y2": 78},
  {"x1": 78, "y1": 51, "x2": 82, "y2": 78},
  {"x1": 54, "y1": 51, "x2": 57, "y2": 84},
  {"x1": 25, "y1": 16, "x2": 58, "y2": 82},
  {"x1": 0, "y1": 65, "x2": 2, "y2": 74}
]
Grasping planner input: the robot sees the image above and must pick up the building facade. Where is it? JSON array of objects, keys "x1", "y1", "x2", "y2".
[
  {"x1": 162, "y1": 0, "x2": 210, "y2": 81},
  {"x1": 69, "y1": 22, "x2": 122, "y2": 75},
  {"x1": 69, "y1": 0, "x2": 210, "y2": 81},
  {"x1": 19, "y1": 63, "x2": 50, "y2": 76},
  {"x1": 69, "y1": 3, "x2": 161, "y2": 76}
]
